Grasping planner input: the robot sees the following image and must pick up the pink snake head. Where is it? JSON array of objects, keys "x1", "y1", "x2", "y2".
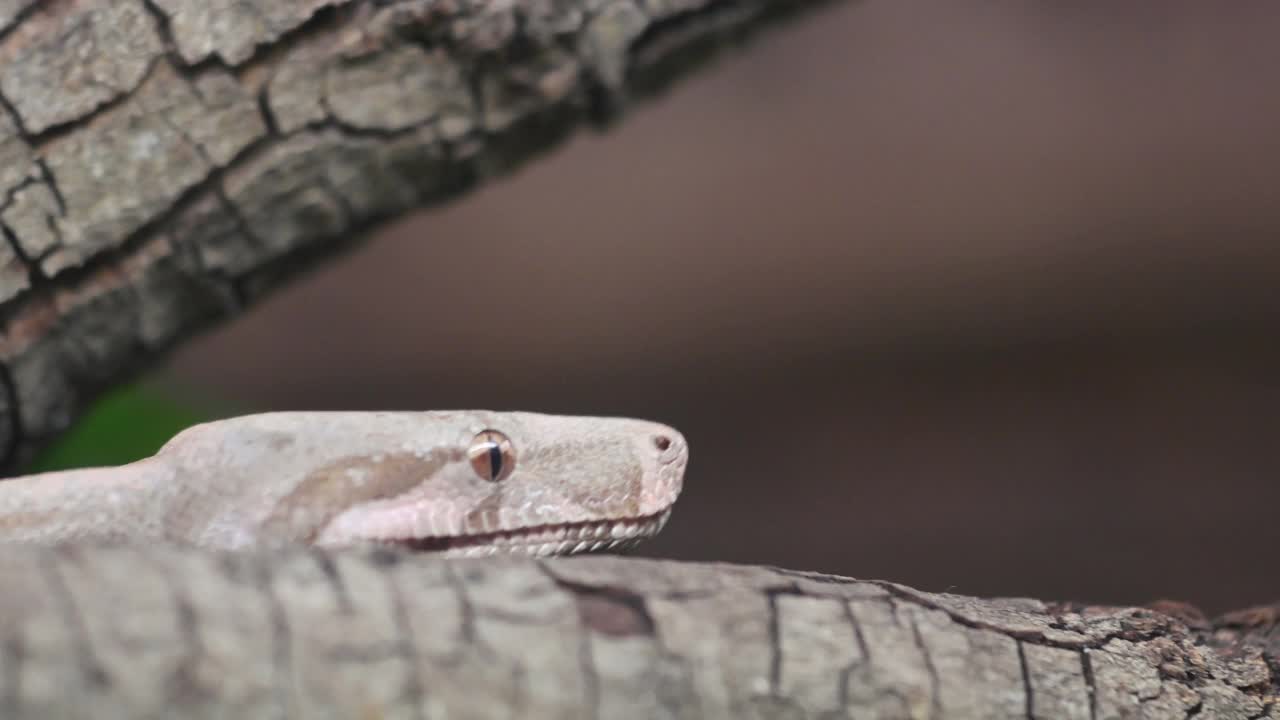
[{"x1": 297, "y1": 411, "x2": 689, "y2": 556}]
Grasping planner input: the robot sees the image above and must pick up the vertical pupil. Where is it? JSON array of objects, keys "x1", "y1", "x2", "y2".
[
  {"x1": 487, "y1": 442, "x2": 503, "y2": 480},
  {"x1": 470, "y1": 429, "x2": 513, "y2": 481}
]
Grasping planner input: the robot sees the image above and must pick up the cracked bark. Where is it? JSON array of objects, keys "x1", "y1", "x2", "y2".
[
  {"x1": 0, "y1": 548, "x2": 1274, "y2": 719},
  {"x1": 0, "y1": 0, "x2": 818, "y2": 470}
]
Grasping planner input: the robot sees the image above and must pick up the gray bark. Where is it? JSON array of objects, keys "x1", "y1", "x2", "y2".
[
  {"x1": 0, "y1": 0, "x2": 814, "y2": 470},
  {"x1": 0, "y1": 547, "x2": 1274, "y2": 719}
]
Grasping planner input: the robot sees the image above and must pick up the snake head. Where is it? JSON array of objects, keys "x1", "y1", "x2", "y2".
[{"x1": 230, "y1": 411, "x2": 690, "y2": 555}]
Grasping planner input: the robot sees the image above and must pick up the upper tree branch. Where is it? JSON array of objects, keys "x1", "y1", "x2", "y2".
[{"x1": 0, "y1": 0, "x2": 822, "y2": 471}]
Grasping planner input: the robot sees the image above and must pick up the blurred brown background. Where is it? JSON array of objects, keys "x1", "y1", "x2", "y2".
[{"x1": 152, "y1": 2, "x2": 1280, "y2": 614}]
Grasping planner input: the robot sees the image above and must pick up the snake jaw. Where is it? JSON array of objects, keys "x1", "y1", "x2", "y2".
[{"x1": 384, "y1": 508, "x2": 673, "y2": 557}]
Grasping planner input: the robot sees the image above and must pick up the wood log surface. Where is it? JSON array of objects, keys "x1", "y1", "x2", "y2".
[{"x1": 1, "y1": 547, "x2": 1276, "y2": 719}]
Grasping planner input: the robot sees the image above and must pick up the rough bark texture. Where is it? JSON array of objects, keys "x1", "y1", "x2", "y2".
[
  {"x1": 0, "y1": 0, "x2": 813, "y2": 470},
  {"x1": 0, "y1": 547, "x2": 1271, "y2": 719}
]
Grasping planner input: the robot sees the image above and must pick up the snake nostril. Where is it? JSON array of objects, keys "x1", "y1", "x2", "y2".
[{"x1": 653, "y1": 435, "x2": 672, "y2": 452}]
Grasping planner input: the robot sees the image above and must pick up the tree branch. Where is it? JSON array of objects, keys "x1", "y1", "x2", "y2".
[
  {"x1": 0, "y1": 0, "x2": 823, "y2": 470},
  {"x1": 0, "y1": 548, "x2": 1273, "y2": 718}
]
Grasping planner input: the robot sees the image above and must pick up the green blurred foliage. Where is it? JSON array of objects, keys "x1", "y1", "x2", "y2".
[{"x1": 27, "y1": 385, "x2": 222, "y2": 472}]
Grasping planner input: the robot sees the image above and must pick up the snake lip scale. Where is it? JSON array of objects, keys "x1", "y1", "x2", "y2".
[{"x1": 390, "y1": 508, "x2": 675, "y2": 557}]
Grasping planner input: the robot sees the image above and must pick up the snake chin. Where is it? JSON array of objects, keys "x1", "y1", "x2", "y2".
[{"x1": 384, "y1": 508, "x2": 673, "y2": 557}]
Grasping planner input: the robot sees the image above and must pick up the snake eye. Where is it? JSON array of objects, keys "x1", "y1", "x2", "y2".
[{"x1": 468, "y1": 429, "x2": 515, "y2": 482}]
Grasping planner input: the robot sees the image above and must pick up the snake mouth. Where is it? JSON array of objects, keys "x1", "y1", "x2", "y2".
[{"x1": 386, "y1": 508, "x2": 673, "y2": 557}]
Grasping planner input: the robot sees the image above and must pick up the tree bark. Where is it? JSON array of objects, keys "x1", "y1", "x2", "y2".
[
  {"x1": 0, "y1": 0, "x2": 818, "y2": 470},
  {"x1": 0, "y1": 547, "x2": 1271, "y2": 719}
]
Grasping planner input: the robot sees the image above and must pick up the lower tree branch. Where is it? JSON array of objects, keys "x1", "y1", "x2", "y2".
[{"x1": 0, "y1": 548, "x2": 1273, "y2": 718}]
